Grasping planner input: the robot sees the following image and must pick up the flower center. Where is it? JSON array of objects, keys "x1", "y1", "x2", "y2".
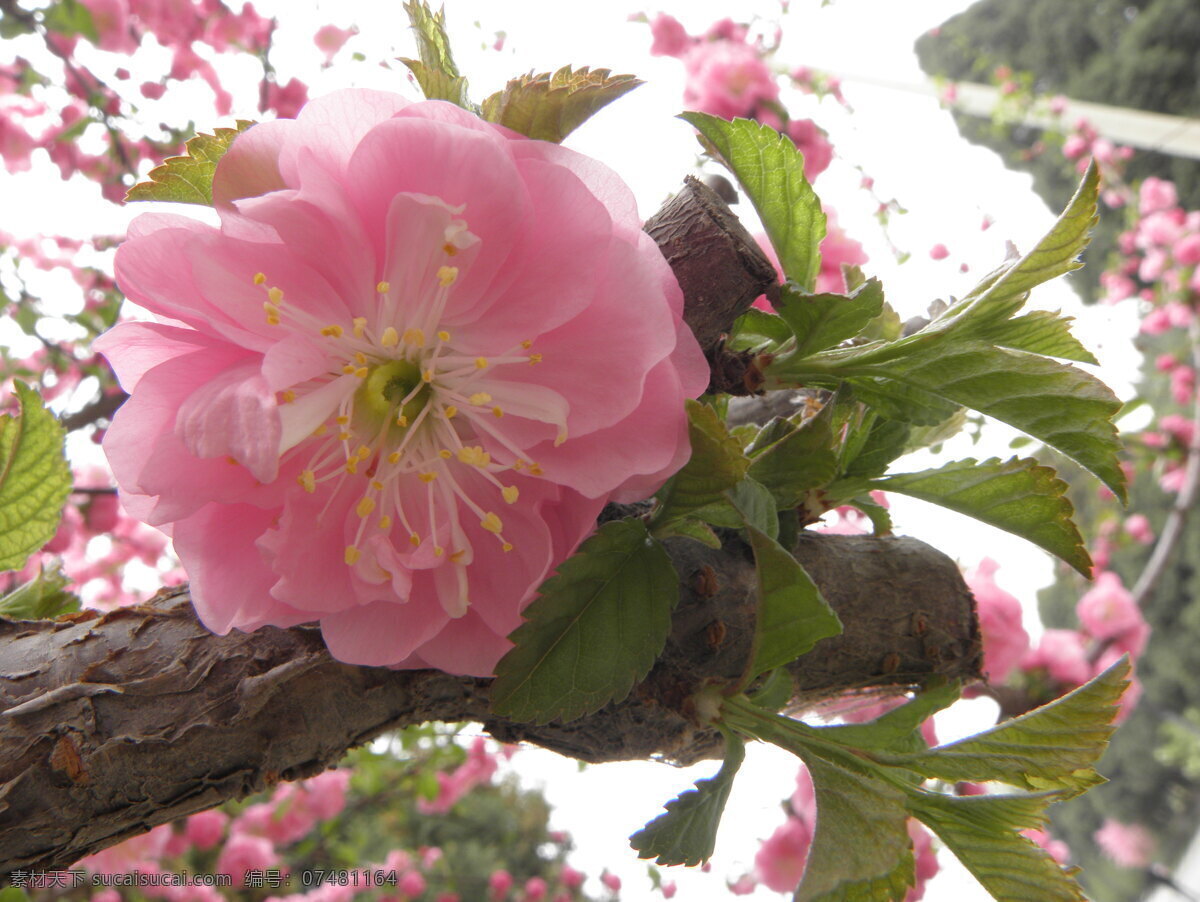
[{"x1": 358, "y1": 358, "x2": 428, "y2": 428}]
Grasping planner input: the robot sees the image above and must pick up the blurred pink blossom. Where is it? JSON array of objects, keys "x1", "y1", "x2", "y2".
[
  {"x1": 1095, "y1": 819, "x2": 1155, "y2": 868},
  {"x1": 964, "y1": 558, "x2": 1029, "y2": 683},
  {"x1": 1023, "y1": 629, "x2": 1091, "y2": 686}
]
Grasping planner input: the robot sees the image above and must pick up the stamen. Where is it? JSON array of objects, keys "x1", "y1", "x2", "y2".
[
  {"x1": 437, "y1": 266, "x2": 459, "y2": 286},
  {"x1": 378, "y1": 515, "x2": 392, "y2": 529},
  {"x1": 444, "y1": 405, "x2": 458, "y2": 419},
  {"x1": 419, "y1": 471, "x2": 438, "y2": 482},
  {"x1": 492, "y1": 406, "x2": 504, "y2": 418},
  {"x1": 322, "y1": 325, "x2": 344, "y2": 337},
  {"x1": 280, "y1": 390, "x2": 296, "y2": 403},
  {"x1": 298, "y1": 470, "x2": 316, "y2": 493},
  {"x1": 267, "y1": 286, "x2": 284, "y2": 305},
  {"x1": 469, "y1": 392, "x2": 492, "y2": 405},
  {"x1": 502, "y1": 486, "x2": 519, "y2": 504},
  {"x1": 475, "y1": 357, "x2": 488, "y2": 369},
  {"x1": 253, "y1": 272, "x2": 266, "y2": 285},
  {"x1": 381, "y1": 326, "x2": 399, "y2": 347},
  {"x1": 480, "y1": 512, "x2": 503, "y2": 534},
  {"x1": 356, "y1": 497, "x2": 376, "y2": 518},
  {"x1": 376, "y1": 280, "x2": 390, "y2": 293},
  {"x1": 353, "y1": 316, "x2": 368, "y2": 338},
  {"x1": 528, "y1": 353, "x2": 543, "y2": 365},
  {"x1": 344, "y1": 545, "x2": 362, "y2": 565},
  {"x1": 438, "y1": 330, "x2": 451, "y2": 342}
]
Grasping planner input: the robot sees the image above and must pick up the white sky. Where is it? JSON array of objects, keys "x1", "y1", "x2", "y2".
[{"x1": 0, "y1": 0, "x2": 1146, "y2": 898}]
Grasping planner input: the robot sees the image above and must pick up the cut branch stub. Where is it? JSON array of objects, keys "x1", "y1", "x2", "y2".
[{"x1": 0, "y1": 532, "x2": 979, "y2": 874}]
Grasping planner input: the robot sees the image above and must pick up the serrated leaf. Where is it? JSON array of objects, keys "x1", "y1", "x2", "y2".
[
  {"x1": 907, "y1": 792, "x2": 1086, "y2": 902},
  {"x1": 0, "y1": 383, "x2": 71, "y2": 572},
  {"x1": 400, "y1": 0, "x2": 472, "y2": 108},
  {"x1": 0, "y1": 565, "x2": 80, "y2": 619},
  {"x1": 845, "y1": 496, "x2": 893, "y2": 536},
  {"x1": 904, "y1": 408, "x2": 967, "y2": 453},
  {"x1": 42, "y1": 0, "x2": 98, "y2": 42},
  {"x1": 872, "y1": 457, "x2": 1091, "y2": 576},
  {"x1": 729, "y1": 307, "x2": 794, "y2": 351},
  {"x1": 125, "y1": 121, "x2": 255, "y2": 205},
  {"x1": 794, "y1": 757, "x2": 915, "y2": 902},
  {"x1": 655, "y1": 517, "x2": 722, "y2": 548},
  {"x1": 877, "y1": 656, "x2": 1129, "y2": 796},
  {"x1": 481, "y1": 66, "x2": 642, "y2": 143},
  {"x1": 981, "y1": 310, "x2": 1098, "y2": 364},
  {"x1": 652, "y1": 401, "x2": 749, "y2": 533},
  {"x1": 776, "y1": 277, "x2": 886, "y2": 360},
  {"x1": 825, "y1": 680, "x2": 961, "y2": 755},
  {"x1": 631, "y1": 731, "x2": 746, "y2": 866},
  {"x1": 747, "y1": 415, "x2": 838, "y2": 509},
  {"x1": 681, "y1": 113, "x2": 826, "y2": 291},
  {"x1": 847, "y1": 376, "x2": 962, "y2": 427},
  {"x1": 490, "y1": 519, "x2": 678, "y2": 724},
  {"x1": 744, "y1": 525, "x2": 842, "y2": 680},
  {"x1": 842, "y1": 417, "x2": 911, "y2": 480},
  {"x1": 726, "y1": 477, "x2": 779, "y2": 540}
]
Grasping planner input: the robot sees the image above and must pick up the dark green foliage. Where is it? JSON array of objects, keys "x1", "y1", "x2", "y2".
[{"x1": 915, "y1": 0, "x2": 1200, "y2": 301}]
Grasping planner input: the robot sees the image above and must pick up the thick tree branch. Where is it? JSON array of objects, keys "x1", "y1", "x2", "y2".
[{"x1": 0, "y1": 533, "x2": 979, "y2": 873}]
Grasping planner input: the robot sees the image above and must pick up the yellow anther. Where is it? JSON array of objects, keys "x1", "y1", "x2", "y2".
[
  {"x1": 521, "y1": 339, "x2": 532, "y2": 349},
  {"x1": 419, "y1": 471, "x2": 438, "y2": 483},
  {"x1": 444, "y1": 406, "x2": 458, "y2": 419},
  {"x1": 396, "y1": 414, "x2": 409, "y2": 428},
  {"x1": 345, "y1": 458, "x2": 359, "y2": 474},
  {"x1": 338, "y1": 431, "x2": 352, "y2": 441},
  {"x1": 513, "y1": 459, "x2": 526, "y2": 471},
  {"x1": 342, "y1": 364, "x2": 357, "y2": 375},
  {"x1": 422, "y1": 369, "x2": 434, "y2": 383},
  {"x1": 449, "y1": 550, "x2": 466, "y2": 563},
  {"x1": 356, "y1": 496, "x2": 376, "y2": 518},
  {"x1": 298, "y1": 470, "x2": 316, "y2": 493},
  {"x1": 226, "y1": 456, "x2": 240, "y2": 465},
  {"x1": 344, "y1": 545, "x2": 362, "y2": 565},
  {"x1": 502, "y1": 542, "x2": 513, "y2": 552},
  {"x1": 263, "y1": 301, "x2": 280, "y2": 317},
  {"x1": 437, "y1": 330, "x2": 451, "y2": 342},
  {"x1": 457, "y1": 446, "x2": 491, "y2": 467},
  {"x1": 475, "y1": 357, "x2": 489, "y2": 370},
  {"x1": 502, "y1": 485, "x2": 519, "y2": 504},
  {"x1": 371, "y1": 480, "x2": 384, "y2": 491},
  {"x1": 354, "y1": 351, "x2": 367, "y2": 366},
  {"x1": 555, "y1": 430, "x2": 568, "y2": 447},
  {"x1": 437, "y1": 265, "x2": 459, "y2": 286},
  {"x1": 321, "y1": 324, "x2": 344, "y2": 338},
  {"x1": 381, "y1": 326, "x2": 399, "y2": 347},
  {"x1": 354, "y1": 367, "x2": 369, "y2": 379},
  {"x1": 528, "y1": 353, "x2": 543, "y2": 365},
  {"x1": 492, "y1": 406, "x2": 504, "y2": 418},
  {"x1": 481, "y1": 512, "x2": 503, "y2": 534},
  {"x1": 402, "y1": 328, "x2": 426, "y2": 348},
  {"x1": 442, "y1": 242, "x2": 457, "y2": 256},
  {"x1": 434, "y1": 546, "x2": 445, "y2": 557},
  {"x1": 253, "y1": 272, "x2": 266, "y2": 285},
  {"x1": 378, "y1": 515, "x2": 392, "y2": 530},
  {"x1": 388, "y1": 451, "x2": 402, "y2": 464},
  {"x1": 353, "y1": 316, "x2": 368, "y2": 338},
  {"x1": 280, "y1": 389, "x2": 296, "y2": 403},
  {"x1": 357, "y1": 445, "x2": 371, "y2": 460},
  {"x1": 376, "y1": 280, "x2": 390, "y2": 293},
  {"x1": 439, "y1": 449, "x2": 452, "y2": 459},
  {"x1": 529, "y1": 463, "x2": 544, "y2": 476},
  {"x1": 267, "y1": 286, "x2": 284, "y2": 304},
  {"x1": 266, "y1": 315, "x2": 280, "y2": 326},
  {"x1": 336, "y1": 415, "x2": 349, "y2": 425},
  {"x1": 313, "y1": 424, "x2": 328, "y2": 437},
  {"x1": 410, "y1": 533, "x2": 421, "y2": 547},
  {"x1": 469, "y1": 392, "x2": 492, "y2": 405}
]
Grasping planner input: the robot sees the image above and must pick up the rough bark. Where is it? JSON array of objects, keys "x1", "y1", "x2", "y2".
[{"x1": 0, "y1": 533, "x2": 979, "y2": 874}]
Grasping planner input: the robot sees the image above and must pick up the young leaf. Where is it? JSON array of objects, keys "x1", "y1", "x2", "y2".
[
  {"x1": 794, "y1": 756, "x2": 915, "y2": 902},
  {"x1": 744, "y1": 525, "x2": 842, "y2": 680},
  {"x1": 481, "y1": 66, "x2": 642, "y2": 143},
  {"x1": 726, "y1": 477, "x2": 779, "y2": 540},
  {"x1": 746, "y1": 414, "x2": 838, "y2": 509},
  {"x1": 680, "y1": 113, "x2": 826, "y2": 291},
  {"x1": 631, "y1": 731, "x2": 746, "y2": 866},
  {"x1": 125, "y1": 121, "x2": 255, "y2": 206},
  {"x1": 876, "y1": 656, "x2": 1129, "y2": 796},
  {"x1": 728, "y1": 307, "x2": 793, "y2": 351},
  {"x1": 841, "y1": 416, "x2": 911, "y2": 480},
  {"x1": 775, "y1": 277, "x2": 885, "y2": 361},
  {"x1": 42, "y1": 0, "x2": 98, "y2": 42},
  {"x1": 847, "y1": 375, "x2": 962, "y2": 427},
  {"x1": 980, "y1": 310, "x2": 1098, "y2": 364},
  {"x1": 0, "y1": 383, "x2": 71, "y2": 573},
  {"x1": 907, "y1": 791, "x2": 1086, "y2": 902},
  {"x1": 651, "y1": 400, "x2": 749, "y2": 532},
  {"x1": 490, "y1": 519, "x2": 678, "y2": 724},
  {"x1": 399, "y1": 0, "x2": 473, "y2": 109},
  {"x1": 823, "y1": 679, "x2": 961, "y2": 753},
  {"x1": 0, "y1": 565, "x2": 80, "y2": 619},
  {"x1": 871, "y1": 457, "x2": 1092, "y2": 577}
]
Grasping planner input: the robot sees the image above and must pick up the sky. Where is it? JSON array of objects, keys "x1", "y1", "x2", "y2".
[{"x1": 0, "y1": 0, "x2": 1146, "y2": 898}]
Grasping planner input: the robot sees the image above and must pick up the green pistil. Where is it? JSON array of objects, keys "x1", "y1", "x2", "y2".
[{"x1": 358, "y1": 359, "x2": 428, "y2": 428}]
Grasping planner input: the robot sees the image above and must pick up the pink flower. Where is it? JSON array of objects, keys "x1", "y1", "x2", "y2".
[
  {"x1": 600, "y1": 870, "x2": 621, "y2": 892},
  {"x1": 314, "y1": 24, "x2": 356, "y2": 63},
  {"x1": 682, "y1": 40, "x2": 779, "y2": 119},
  {"x1": 559, "y1": 865, "x2": 584, "y2": 890},
  {"x1": 728, "y1": 875, "x2": 757, "y2": 895},
  {"x1": 661, "y1": 881, "x2": 677, "y2": 898},
  {"x1": 964, "y1": 558, "x2": 1029, "y2": 682},
  {"x1": 100, "y1": 90, "x2": 705, "y2": 676},
  {"x1": 1023, "y1": 828, "x2": 1070, "y2": 864},
  {"x1": 755, "y1": 816, "x2": 812, "y2": 892},
  {"x1": 1095, "y1": 819, "x2": 1155, "y2": 868},
  {"x1": 1174, "y1": 233, "x2": 1200, "y2": 266},
  {"x1": 1139, "y1": 177, "x2": 1178, "y2": 215},
  {"x1": 522, "y1": 877, "x2": 548, "y2": 902},
  {"x1": 1022, "y1": 629, "x2": 1090, "y2": 686},
  {"x1": 216, "y1": 833, "x2": 280, "y2": 887},
  {"x1": 1124, "y1": 513, "x2": 1154, "y2": 545},
  {"x1": 265, "y1": 78, "x2": 310, "y2": 119},
  {"x1": 1076, "y1": 571, "x2": 1143, "y2": 642},
  {"x1": 489, "y1": 869, "x2": 513, "y2": 899},
  {"x1": 303, "y1": 769, "x2": 351, "y2": 819},
  {"x1": 907, "y1": 821, "x2": 939, "y2": 901},
  {"x1": 928, "y1": 243, "x2": 949, "y2": 261},
  {"x1": 184, "y1": 809, "x2": 228, "y2": 851},
  {"x1": 398, "y1": 871, "x2": 427, "y2": 897},
  {"x1": 648, "y1": 13, "x2": 691, "y2": 57}
]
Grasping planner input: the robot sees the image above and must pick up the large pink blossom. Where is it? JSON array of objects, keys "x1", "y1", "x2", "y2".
[
  {"x1": 99, "y1": 90, "x2": 706, "y2": 676},
  {"x1": 682, "y1": 39, "x2": 779, "y2": 120},
  {"x1": 964, "y1": 558, "x2": 1029, "y2": 683}
]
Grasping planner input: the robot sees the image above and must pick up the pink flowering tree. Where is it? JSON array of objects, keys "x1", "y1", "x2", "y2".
[{"x1": 0, "y1": 3, "x2": 1148, "y2": 901}]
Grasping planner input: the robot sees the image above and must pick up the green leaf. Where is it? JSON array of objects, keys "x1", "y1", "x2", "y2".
[
  {"x1": 125, "y1": 121, "x2": 255, "y2": 205},
  {"x1": 490, "y1": 519, "x2": 678, "y2": 724},
  {"x1": 481, "y1": 66, "x2": 642, "y2": 143},
  {"x1": 651, "y1": 401, "x2": 749, "y2": 533},
  {"x1": 747, "y1": 414, "x2": 838, "y2": 508},
  {"x1": 42, "y1": 0, "x2": 98, "y2": 42},
  {"x1": 0, "y1": 383, "x2": 71, "y2": 572},
  {"x1": 877, "y1": 656, "x2": 1129, "y2": 796},
  {"x1": 726, "y1": 477, "x2": 779, "y2": 540},
  {"x1": 399, "y1": 0, "x2": 472, "y2": 108},
  {"x1": 907, "y1": 791, "x2": 1086, "y2": 902},
  {"x1": 842, "y1": 416, "x2": 911, "y2": 480},
  {"x1": 872, "y1": 457, "x2": 1092, "y2": 576},
  {"x1": 680, "y1": 113, "x2": 826, "y2": 291},
  {"x1": 0, "y1": 565, "x2": 80, "y2": 619},
  {"x1": 655, "y1": 517, "x2": 722, "y2": 548},
  {"x1": 847, "y1": 376, "x2": 962, "y2": 427},
  {"x1": 794, "y1": 756, "x2": 915, "y2": 902},
  {"x1": 775, "y1": 277, "x2": 886, "y2": 360},
  {"x1": 980, "y1": 310, "x2": 1098, "y2": 364},
  {"x1": 729, "y1": 308, "x2": 793, "y2": 351},
  {"x1": 823, "y1": 680, "x2": 961, "y2": 753},
  {"x1": 744, "y1": 525, "x2": 841, "y2": 680},
  {"x1": 631, "y1": 731, "x2": 746, "y2": 866}
]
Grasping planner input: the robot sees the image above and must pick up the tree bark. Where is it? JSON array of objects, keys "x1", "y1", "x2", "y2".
[
  {"x1": 0, "y1": 179, "x2": 982, "y2": 874},
  {"x1": 0, "y1": 533, "x2": 979, "y2": 874}
]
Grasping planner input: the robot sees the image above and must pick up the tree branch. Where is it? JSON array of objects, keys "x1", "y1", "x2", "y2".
[{"x1": 0, "y1": 532, "x2": 979, "y2": 874}]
